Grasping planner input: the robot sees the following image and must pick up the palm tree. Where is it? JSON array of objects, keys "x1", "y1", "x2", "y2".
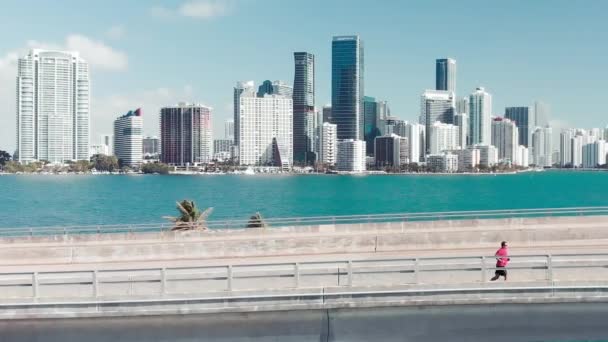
[
  {"x1": 164, "y1": 200, "x2": 214, "y2": 231},
  {"x1": 246, "y1": 212, "x2": 268, "y2": 228}
]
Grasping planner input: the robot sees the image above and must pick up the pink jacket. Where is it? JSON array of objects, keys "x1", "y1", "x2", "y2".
[{"x1": 495, "y1": 247, "x2": 509, "y2": 267}]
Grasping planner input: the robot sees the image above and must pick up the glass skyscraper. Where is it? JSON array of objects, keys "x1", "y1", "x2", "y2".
[
  {"x1": 332, "y1": 35, "x2": 364, "y2": 140},
  {"x1": 505, "y1": 106, "x2": 533, "y2": 147},
  {"x1": 293, "y1": 52, "x2": 315, "y2": 164},
  {"x1": 436, "y1": 58, "x2": 456, "y2": 93}
]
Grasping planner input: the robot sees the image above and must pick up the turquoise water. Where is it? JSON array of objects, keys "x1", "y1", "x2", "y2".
[{"x1": 1, "y1": 172, "x2": 607, "y2": 228}]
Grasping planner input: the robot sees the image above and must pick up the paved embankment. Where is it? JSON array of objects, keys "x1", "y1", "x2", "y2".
[{"x1": 2, "y1": 303, "x2": 608, "y2": 342}]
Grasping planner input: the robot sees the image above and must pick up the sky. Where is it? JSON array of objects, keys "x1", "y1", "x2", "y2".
[{"x1": 1, "y1": 0, "x2": 608, "y2": 152}]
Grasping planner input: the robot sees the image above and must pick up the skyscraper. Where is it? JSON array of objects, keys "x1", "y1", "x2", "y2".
[
  {"x1": 160, "y1": 103, "x2": 213, "y2": 166},
  {"x1": 420, "y1": 90, "x2": 455, "y2": 153},
  {"x1": 17, "y1": 49, "x2": 90, "y2": 163},
  {"x1": 332, "y1": 35, "x2": 364, "y2": 140},
  {"x1": 233, "y1": 81, "x2": 254, "y2": 147},
  {"x1": 113, "y1": 109, "x2": 143, "y2": 168},
  {"x1": 322, "y1": 105, "x2": 332, "y2": 123},
  {"x1": 429, "y1": 122, "x2": 458, "y2": 154},
  {"x1": 505, "y1": 106, "x2": 533, "y2": 147},
  {"x1": 402, "y1": 122, "x2": 425, "y2": 164},
  {"x1": 456, "y1": 97, "x2": 469, "y2": 115},
  {"x1": 236, "y1": 81, "x2": 293, "y2": 167},
  {"x1": 531, "y1": 126, "x2": 553, "y2": 167},
  {"x1": 225, "y1": 119, "x2": 234, "y2": 141},
  {"x1": 559, "y1": 129, "x2": 574, "y2": 167},
  {"x1": 435, "y1": 58, "x2": 456, "y2": 93},
  {"x1": 469, "y1": 87, "x2": 492, "y2": 146},
  {"x1": 293, "y1": 52, "x2": 315, "y2": 164},
  {"x1": 491, "y1": 117, "x2": 519, "y2": 164},
  {"x1": 336, "y1": 139, "x2": 366, "y2": 172}
]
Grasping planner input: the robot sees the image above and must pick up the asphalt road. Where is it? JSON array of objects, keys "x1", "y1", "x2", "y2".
[{"x1": 2, "y1": 303, "x2": 608, "y2": 341}]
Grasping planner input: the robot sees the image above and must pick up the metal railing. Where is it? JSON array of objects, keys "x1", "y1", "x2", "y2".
[
  {"x1": 1, "y1": 206, "x2": 608, "y2": 237},
  {"x1": 1, "y1": 253, "x2": 608, "y2": 302}
]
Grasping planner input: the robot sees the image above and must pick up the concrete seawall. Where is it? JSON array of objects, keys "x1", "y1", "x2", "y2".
[{"x1": 0, "y1": 215, "x2": 607, "y2": 265}]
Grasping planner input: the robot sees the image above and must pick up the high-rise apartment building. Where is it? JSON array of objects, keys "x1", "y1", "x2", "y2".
[
  {"x1": 113, "y1": 109, "x2": 143, "y2": 168},
  {"x1": 427, "y1": 153, "x2": 458, "y2": 172},
  {"x1": 236, "y1": 82, "x2": 293, "y2": 167},
  {"x1": 420, "y1": 90, "x2": 455, "y2": 153},
  {"x1": 233, "y1": 81, "x2": 254, "y2": 148},
  {"x1": 531, "y1": 126, "x2": 553, "y2": 167},
  {"x1": 320, "y1": 122, "x2": 337, "y2": 166},
  {"x1": 402, "y1": 122, "x2": 425, "y2": 164},
  {"x1": 473, "y1": 144, "x2": 498, "y2": 167},
  {"x1": 374, "y1": 134, "x2": 408, "y2": 167},
  {"x1": 322, "y1": 105, "x2": 332, "y2": 123},
  {"x1": 582, "y1": 140, "x2": 607, "y2": 168},
  {"x1": 17, "y1": 49, "x2": 90, "y2": 163},
  {"x1": 293, "y1": 52, "x2": 315, "y2": 164},
  {"x1": 559, "y1": 129, "x2": 575, "y2": 167},
  {"x1": 505, "y1": 106, "x2": 533, "y2": 147},
  {"x1": 332, "y1": 35, "x2": 364, "y2": 140},
  {"x1": 469, "y1": 87, "x2": 492, "y2": 146},
  {"x1": 491, "y1": 117, "x2": 519, "y2": 164},
  {"x1": 429, "y1": 121, "x2": 458, "y2": 154},
  {"x1": 160, "y1": 103, "x2": 213, "y2": 166},
  {"x1": 224, "y1": 120, "x2": 234, "y2": 141},
  {"x1": 435, "y1": 58, "x2": 456, "y2": 93},
  {"x1": 336, "y1": 139, "x2": 366, "y2": 172}
]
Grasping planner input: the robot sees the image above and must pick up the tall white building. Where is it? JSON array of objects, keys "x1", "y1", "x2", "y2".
[
  {"x1": 582, "y1": 140, "x2": 607, "y2": 168},
  {"x1": 336, "y1": 139, "x2": 365, "y2": 172},
  {"x1": 534, "y1": 101, "x2": 549, "y2": 127},
  {"x1": 516, "y1": 145, "x2": 529, "y2": 168},
  {"x1": 237, "y1": 82, "x2": 293, "y2": 167},
  {"x1": 454, "y1": 113, "x2": 468, "y2": 149},
  {"x1": 491, "y1": 118, "x2": 519, "y2": 164},
  {"x1": 420, "y1": 90, "x2": 455, "y2": 153},
  {"x1": 450, "y1": 148, "x2": 480, "y2": 172},
  {"x1": 531, "y1": 126, "x2": 553, "y2": 167},
  {"x1": 429, "y1": 121, "x2": 458, "y2": 154},
  {"x1": 469, "y1": 87, "x2": 492, "y2": 146},
  {"x1": 402, "y1": 122, "x2": 425, "y2": 164},
  {"x1": 17, "y1": 49, "x2": 90, "y2": 163},
  {"x1": 456, "y1": 97, "x2": 469, "y2": 115},
  {"x1": 320, "y1": 122, "x2": 337, "y2": 166},
  {"x1": 113, "y1": 109, "x2": 143, "y2": 168},
  {"x1": 560, "y1": 129, "x2": 575, "y2": 167}
]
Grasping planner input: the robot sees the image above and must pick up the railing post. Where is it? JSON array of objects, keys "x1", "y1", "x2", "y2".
[
  {"x1": 481, "y1": 256, "x2": 486, "y2": 283},
  {"x1": 227, "y1": 265, "x2": 233, "y2": 291},
  {"x1": 347, "y1": 261, "x2": 353, "y2": 287},
  {"x1": 547, "y1": 254, "x2": 553, "y2": 282},
  {"x1": 160, "y1": 268, "x2": 167, "y2": 295},
  {"x1": 413, "y1": 258, "x2": 419, "y2": 284},
  {"x1": 32, "y1": 272, "x2": 39, "y2": 299},
  {"x1": 294, "y1": 263, "x2": 300, "y2": 288},
  {"x1": 93, "y1": 270, "x2": 98, "y2": 297}
]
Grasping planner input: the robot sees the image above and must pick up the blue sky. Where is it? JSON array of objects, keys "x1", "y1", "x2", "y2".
[{"x1": 1, "y1": 0, "x2": 607, "y2": 151}]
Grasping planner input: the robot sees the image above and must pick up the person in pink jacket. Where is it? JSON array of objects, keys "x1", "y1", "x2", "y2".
[{"x1": 491, "y1": 241, "x2": 510, "y2": 281}]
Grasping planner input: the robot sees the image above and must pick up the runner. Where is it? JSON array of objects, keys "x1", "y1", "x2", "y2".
[{"x1": 490, "y1": 241, "x2": 510, "y2": 281}]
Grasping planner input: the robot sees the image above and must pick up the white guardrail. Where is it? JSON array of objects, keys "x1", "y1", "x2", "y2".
[
  {"x1": 1, "y1": 253, "x2": 608, "y2": 303},
  {"x1": 1, "y1": 206, "x2": 608, "y2": 237}
]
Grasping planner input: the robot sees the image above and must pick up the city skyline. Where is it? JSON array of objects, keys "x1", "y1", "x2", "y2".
[{"x1": 2, "y1": 1, "x2": 608, "y2": 153}]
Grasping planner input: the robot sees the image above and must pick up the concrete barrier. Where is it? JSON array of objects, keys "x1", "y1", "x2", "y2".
[{"x1": 0, "y1": 216, "x2": 607, "y2": 265}]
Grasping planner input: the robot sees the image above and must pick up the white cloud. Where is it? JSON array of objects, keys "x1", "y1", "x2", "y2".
[
  {"x1": 66, "y1": 34, "x2": 127, "y2": 70},
  {"x1": 151, "y1": 0, "x2": 234, "y2": 19},
  {"x1": 105, "y1": 25, "x2": 126, "y2": 40},
  {"x1": 178, "y1": 0, "x2": 231, "y2": 18}
]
